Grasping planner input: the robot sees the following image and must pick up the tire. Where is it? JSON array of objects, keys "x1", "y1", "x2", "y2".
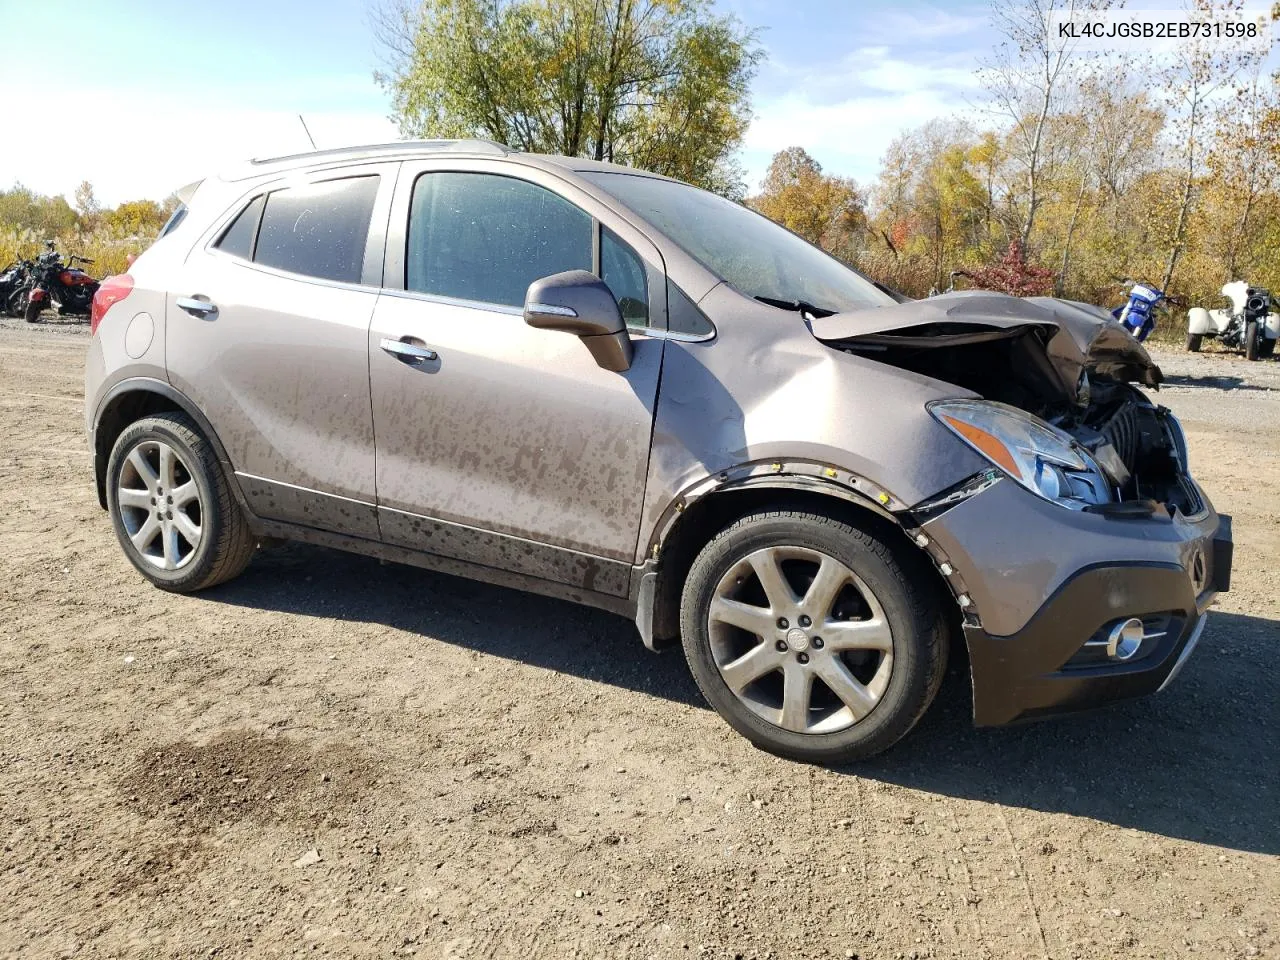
[
  {"x1": 106, "y1": 412, "x2": 256, "y2": 592},
  {"x1": 679, "y1": 508, "x2": 948, "y2": 764},
  {"x1": 1260, "y1": 337, "x2": 1276, "y2": 359},
  {"x1": 1185, "y1": 333, "x2": 1203, "y2": 352},
  {"x1": 1246, "y1": 320, "x2": 1261, "y2": 361},
  {"x1": 23, "y1": 296, "x2": 41, "y2": 323}
]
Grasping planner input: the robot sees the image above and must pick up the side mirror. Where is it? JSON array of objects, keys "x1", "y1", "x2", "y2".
[{"x1": 524, "y1": 270, "x2": 633, "y2": 372}]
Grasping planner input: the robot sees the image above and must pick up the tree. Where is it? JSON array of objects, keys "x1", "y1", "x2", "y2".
[
  {"x1": 868, "y1": 119, "x2": 990, "y2": 287},
  {"x1": 74, "y1": 181, "x2": 100, "y2": 231},
  {"x1": 1154, "y1": 0, "x2": 1266, "y2": 291},
  {"x1": 0, "y1": 185, "x2": 77, "y2": 237},
  {"x1": 1205, "y1": 64, "x2": 1280, "y2": 278},
  {"x1": 964, "y1": 239, "x2": 1055, "y2": 296},
  {"x1": 103, "y1": 200, "x2": 168, "y2": 237},
  {"x1": 980, "y1": 0, "x2": 1113, "y2": 249},
  {"x1": 969, "y1": 130, "x2": 1003, "y2": 241},
  {"x1": 374, "y1": 0, "x2": 762, "y2": 196},
  {"x1": 1054, "y1": 81, "x2": 1163, "y2": 293},
  {"x1": 750, "y1": 148, "x2": 865, "y2": 255}
]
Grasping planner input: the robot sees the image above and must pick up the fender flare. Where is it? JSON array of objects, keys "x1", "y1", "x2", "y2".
[
  {"x1": 632, "y1": 460, "x2": 978, "y2": 650},
  {"x1": 641, "y1": 458, "x2": 906, "y2": 565},
  {"x1": 91, "y1": 377, "x2": 247, "y2": 511}
]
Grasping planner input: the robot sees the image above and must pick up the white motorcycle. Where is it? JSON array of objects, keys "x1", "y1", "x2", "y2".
[{"x1": 1186, "y1": 280, "x2": 1278, "y2": 360}]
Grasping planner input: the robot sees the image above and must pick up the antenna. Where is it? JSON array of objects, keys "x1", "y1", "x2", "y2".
[{"x1": 298, "y1": 115, "x2": 317, "y2": 151}]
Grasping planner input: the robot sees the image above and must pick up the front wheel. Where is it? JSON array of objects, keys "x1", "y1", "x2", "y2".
[
  {"x1": 679, "y1": 508, "x2": 948, "y2": 764},
  {"x1": 106, "y1": 412, "x2": 256, "y2": 592},
  {"x1": 23, "y1": 296, "x2": 41, "y2": 323},
  {"x1": 1246, "y1": 320, "x2": 1261, "y2": 361},
  {"x1": 1186, "y1": 333, "x2": 1203, "y2": 352}
]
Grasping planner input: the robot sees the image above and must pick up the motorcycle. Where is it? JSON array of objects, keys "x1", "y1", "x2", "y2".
[
  {"x1": 0, "y1": 257, "x2": 33, "y2": 317},
  {"x1": 1186, "y1": 280, "x2": 1278, "y2": 360},
  {"x1": 23, "y1": 240, "x2": 99, "y2": 323},
  {"x1": 1111, "y1": 280, "x2": 1183, "y2": 342}
]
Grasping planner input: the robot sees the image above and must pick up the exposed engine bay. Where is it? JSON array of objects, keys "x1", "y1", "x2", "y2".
[{"x1": 810, "y1": 292, "x2": 1202, "y2": 517}]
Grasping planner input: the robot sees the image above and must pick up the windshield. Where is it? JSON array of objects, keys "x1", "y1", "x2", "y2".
[{"x1": 581, "y1": 172, "x2": 896, "y2": 314}]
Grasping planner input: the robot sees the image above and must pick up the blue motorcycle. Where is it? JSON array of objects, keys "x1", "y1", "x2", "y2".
[{"x1": 1112, "y1": 280, "x2": 1184, "y2": 342}]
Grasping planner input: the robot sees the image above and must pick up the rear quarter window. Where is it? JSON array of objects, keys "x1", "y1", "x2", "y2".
[
  {"x1": 157, "y1": 204, "x2": 188, "y2": 239},
  {"x1": 214, "y1": 195, "x2": 265, "y2": 260}
]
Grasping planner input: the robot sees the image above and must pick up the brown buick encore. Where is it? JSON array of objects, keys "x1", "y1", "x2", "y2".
[{"x1": 85, "y1": 140, "x2": 1231, "y2": 762}]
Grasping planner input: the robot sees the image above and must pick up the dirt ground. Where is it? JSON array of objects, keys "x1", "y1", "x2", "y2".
[{"x1": 1, "y1": 315, "x2": 1277, "y2": 960}]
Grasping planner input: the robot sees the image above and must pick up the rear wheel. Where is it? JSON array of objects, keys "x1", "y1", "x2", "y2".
[
  {"x1": 106, "y1": 412, "x2": 256, "y2": 592},
  {"x1": 1260, "y1": 336, "x2": 1276, "y2": 359},
  {"x1": 1185, "y1": 333, "x2": 1203, "y2": 352},
  {"x1": 1246, "y1": 320, "x2": 1261, "y2": 361},
  {"x1": 679, "y1": 508, "x2": 948, "y2": 763},
  {"x1": 4, "y1": 287, "x2": 25, "y2": 318}
]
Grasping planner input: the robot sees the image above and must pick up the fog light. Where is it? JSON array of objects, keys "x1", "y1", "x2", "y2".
[
  {"x1": 1107, "y1": 618, "x2": 1144, "y2": 661},
  {"x1": 1068, "y1": 614, "x2": 1172, "y2": 668}
]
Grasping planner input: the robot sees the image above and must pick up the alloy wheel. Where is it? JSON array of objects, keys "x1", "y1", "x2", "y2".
[
  {"x1": 115, "y1": 439, "x2": 203, "y2": 571},
  {"x1": 707, "y1": 545, "x2": 894, "y2": 735}
]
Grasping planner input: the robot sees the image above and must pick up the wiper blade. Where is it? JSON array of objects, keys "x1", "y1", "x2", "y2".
[
  {"x1": 753, "y1": 295, "x2": 838, "y2": 318},
  {"x1": 871, "y1": 279, "x2": 910, "y2": 303}
]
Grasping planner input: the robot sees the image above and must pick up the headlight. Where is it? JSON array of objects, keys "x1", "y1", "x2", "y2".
[{"x1": 930, "y1": 400, "x2": 1112, "y2": 509}]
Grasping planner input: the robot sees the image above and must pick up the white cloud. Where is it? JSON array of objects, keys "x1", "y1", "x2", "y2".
[
  {"x1": 741, "y1": 49, "x2": 982, "y2": 189},
  {"x1": 0, "y1": 85, "x2": 398, "y2": 206},
  {"x1": 859, "y1": 8, "x2": 988, "y2": 43}
]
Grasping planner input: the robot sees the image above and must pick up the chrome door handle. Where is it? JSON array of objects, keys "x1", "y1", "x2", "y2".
[
  {"x1": 380, "y1": 337, "x2": 438, "y2": 364},
  {"x1": 176, "y1": 296, "x2": 217, "y2": 318}
]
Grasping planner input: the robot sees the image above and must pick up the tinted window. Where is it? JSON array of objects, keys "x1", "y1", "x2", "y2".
[
  {"x1": 668, "y1": 282, "x2": 715, "y2": 337},
  {"x1": 158, "y1": 204, "x2": 188, "y2": 239},
  {"x1": 582, "y1": 172, "x2": 895, "y2": 315},
  {"x1": 215, "y1": 195, "x2": 264, "y2": 260},
  {"x1": 254, "y1": 177, "x2": 379, "y2": 283},
  {"x1": 408, "y1": 172, "x2": 592, "y2": 308},
  {"x1": 601, "y1": 228, "x2": 648, "y2": 328}
]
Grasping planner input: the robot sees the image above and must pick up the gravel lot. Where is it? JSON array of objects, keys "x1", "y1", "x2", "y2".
[{"x1": 1, "y1": 315, "x2": 1277, "y2": 959}]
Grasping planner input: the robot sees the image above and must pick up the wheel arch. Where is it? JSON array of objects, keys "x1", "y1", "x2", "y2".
[
  {"x1": 92, "y1": 378, "x2": 242, "y2": 511},
  {"x1": 637, "y1": 469, "x2": 964, "y2": 653}
]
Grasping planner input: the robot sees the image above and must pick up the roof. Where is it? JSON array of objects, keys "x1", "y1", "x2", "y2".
[
  {"x1": 219, "y1": 139, "x2": 509, "y2": 181},
  {"x1": 218, "y1": 139, "x2": 669, "y2": 183}
]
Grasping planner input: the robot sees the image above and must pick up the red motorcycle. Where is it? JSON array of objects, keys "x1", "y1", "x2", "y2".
[{"x1": 24, "y1": 240, "x2": 99, "y2": 322}]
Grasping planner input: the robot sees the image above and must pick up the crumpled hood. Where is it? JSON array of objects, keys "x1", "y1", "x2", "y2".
[
  {"x1": 810, "y1": 291, "x2": 1162, "y2": 400},
  {"x1": 1027, "y1": 296, "x2": 1163, "y2": 389}
]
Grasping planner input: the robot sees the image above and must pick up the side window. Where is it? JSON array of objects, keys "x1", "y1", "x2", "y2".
[
  {"x1": 407, "y1": 172, "x2": 592, "y2": 308},
  {"x1": 668, "y1": 282, "x2": 716, "y2": 338},
  {"x1": 601, "y1": 228, "x2": 648, "y2": 328},
  {"x1": 158, "y1": 204, "x2": 188, "y2": 240},
  {"x1": 215, "y1": 195, "x2": 265, "y2": 260},
  {"x1": 253, "y1": 176, "x2": 379, "y2": 283}
]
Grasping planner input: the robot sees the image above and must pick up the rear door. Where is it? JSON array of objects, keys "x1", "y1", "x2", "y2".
[
  {"x1": 166, "y1": 164, "x2": 397, "y2": 538},
  {"x1": 367, "y1": 160, "x2": 665, "y2": 596}
]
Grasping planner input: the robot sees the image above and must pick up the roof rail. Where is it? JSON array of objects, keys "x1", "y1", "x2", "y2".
[{"x1": 248, "y1": 138, "x2": 509, "y2": 166}]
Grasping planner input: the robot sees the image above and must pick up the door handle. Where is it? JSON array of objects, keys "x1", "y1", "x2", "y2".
[
  {"x1": 176, "y1": 296, "x2": 217, "y2": 318},
  {"x1": 380, "y1": 337, "x2": 438, "y2": 365}
]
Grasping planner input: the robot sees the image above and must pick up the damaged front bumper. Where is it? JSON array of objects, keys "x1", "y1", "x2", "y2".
[{"x1": 918, "y1": 475, "x2": 1232, "y2": 726}]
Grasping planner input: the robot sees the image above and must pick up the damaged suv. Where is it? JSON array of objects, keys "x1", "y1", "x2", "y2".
[{"x1": 86, "y1": 141, "x2": 1231, "y2": 762}]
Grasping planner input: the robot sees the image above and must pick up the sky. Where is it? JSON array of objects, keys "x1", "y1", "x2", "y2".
[{"x1": 0, "y1": 0, "x2": 1268, "y2": 206}]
